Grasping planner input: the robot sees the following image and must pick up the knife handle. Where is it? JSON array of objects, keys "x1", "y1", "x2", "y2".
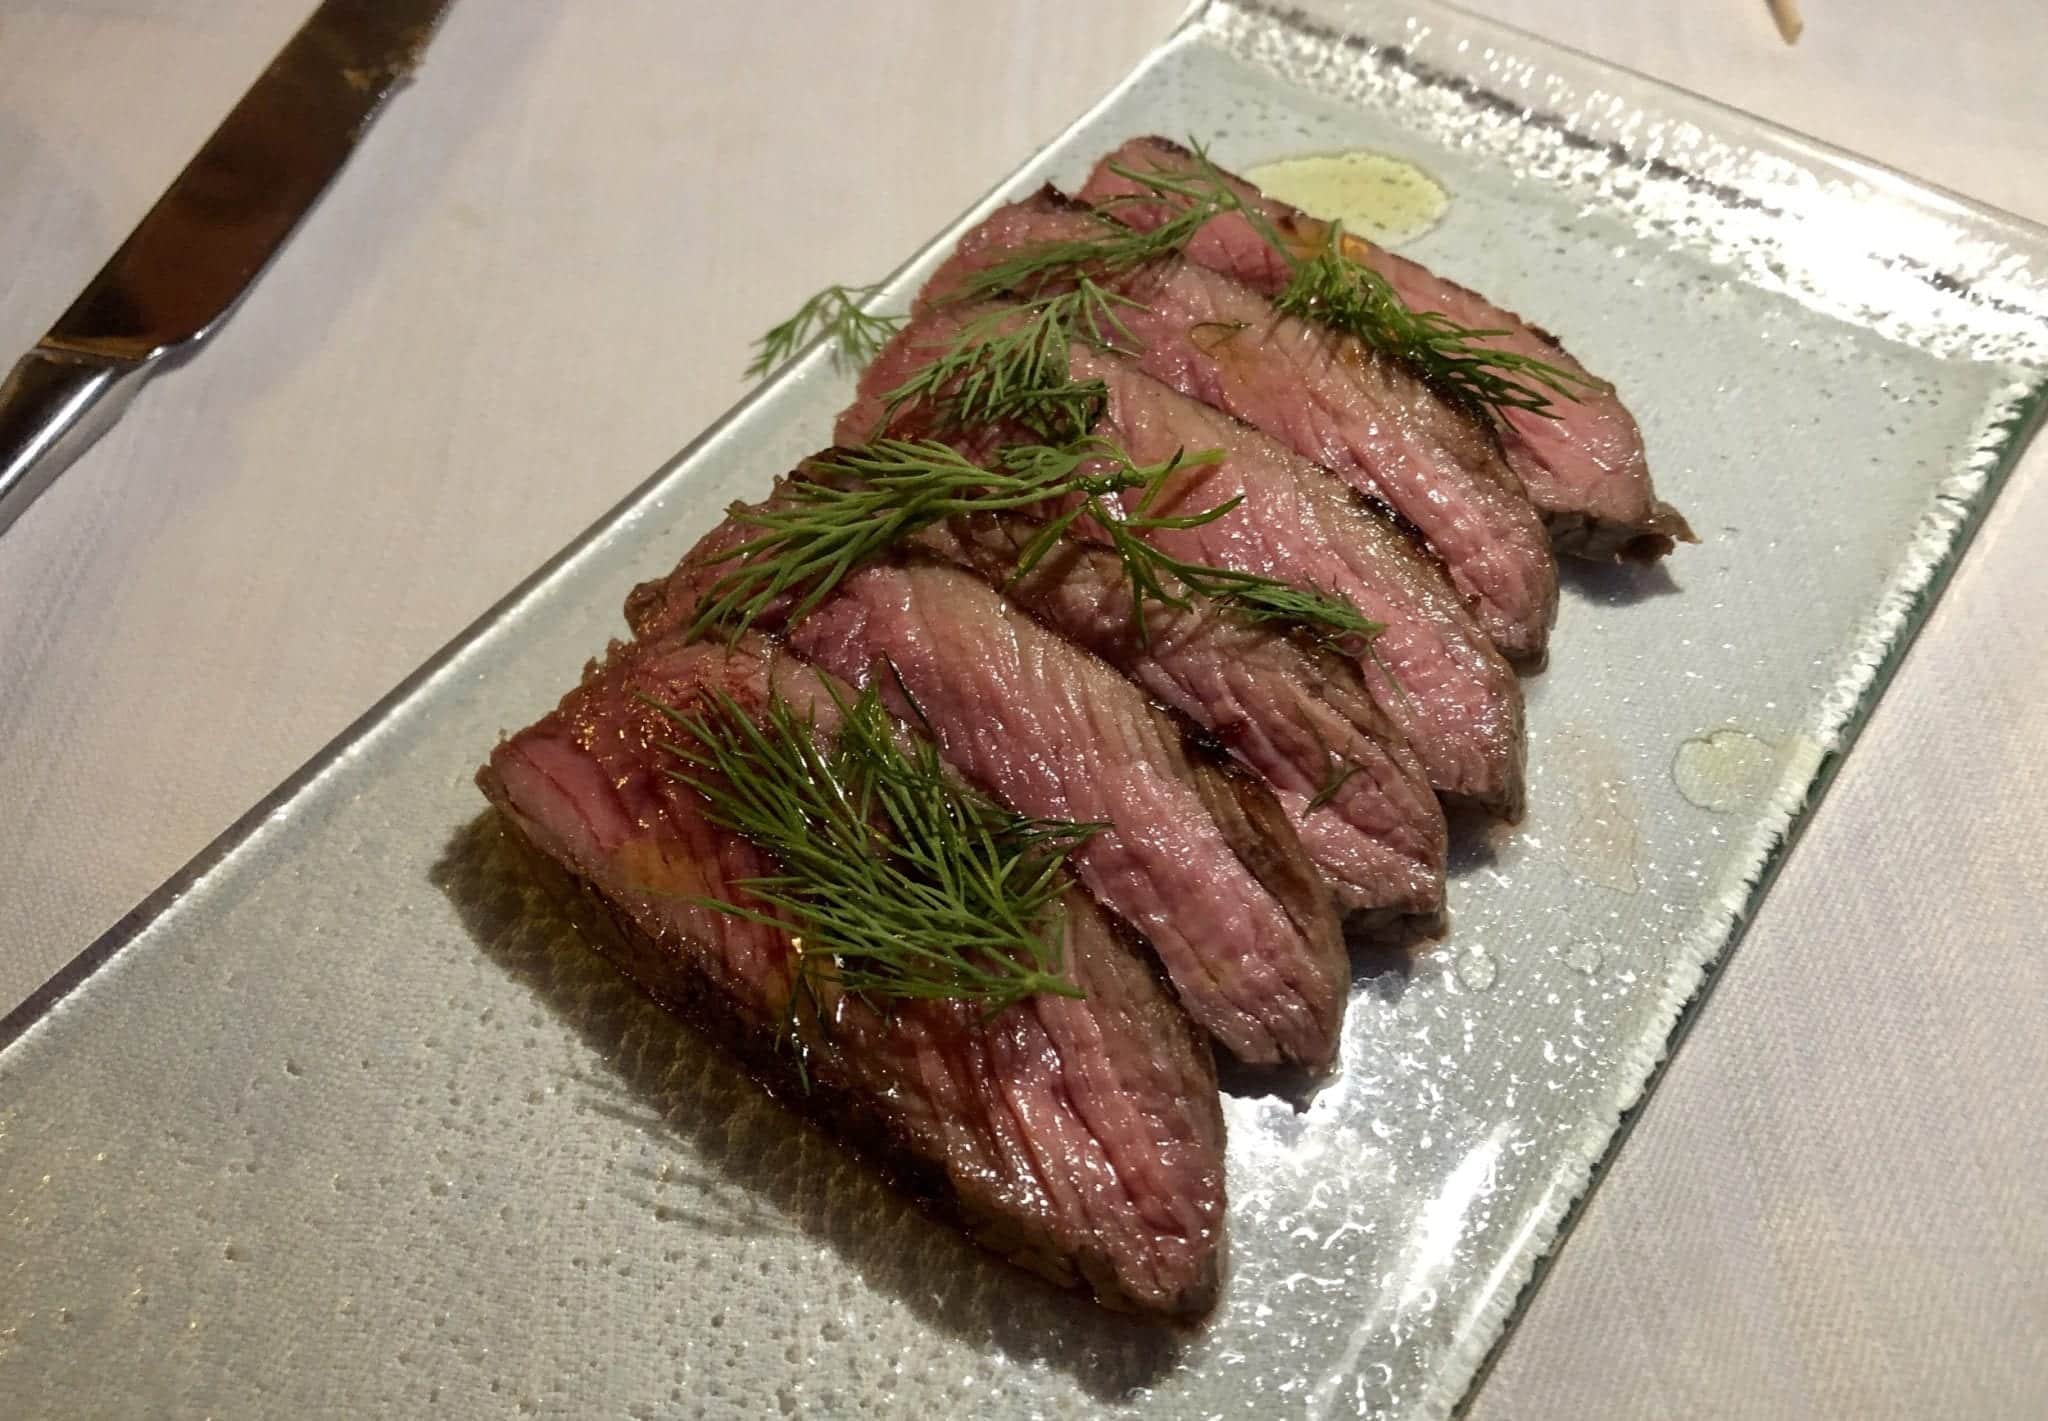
[{"x1": 0, "y1": 345, "x2": 151, "y2": 539}]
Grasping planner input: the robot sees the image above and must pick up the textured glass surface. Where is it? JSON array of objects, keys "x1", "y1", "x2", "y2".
[{"x1": 3, "y1": 3, "x2": 2043, "y2": 1417}]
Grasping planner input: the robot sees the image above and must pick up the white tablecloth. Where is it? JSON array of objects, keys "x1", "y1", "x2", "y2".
[{"x1": 2, "y1": 2, "x2": 2043, "y2": 1415}]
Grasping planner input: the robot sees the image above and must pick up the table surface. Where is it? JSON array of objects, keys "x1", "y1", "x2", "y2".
[{"x1": 2, "y1": 2, "x2": 2043, "y2": 1416}]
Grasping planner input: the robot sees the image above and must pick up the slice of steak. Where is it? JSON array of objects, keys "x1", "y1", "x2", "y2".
[
  {"x1": 917, "y1": 191, "x2": 1557, "y2": 661},
  {"x1": 479, "y1": 634, "x2": 1227, "y2": 1316},
  {"x1": 790, "y1": 563, "x2": 1349, "y2": 1070},
  {"x1": 1079, "y1": 136, "x2": 1695, "y2": 561},
  {"x1": 841, "y1": 309, "x2": 1525, "y2": 815},
  {"x1": 629, "y1": 545, "x2": 1350, "y2": 1073},
  {"x1": 913, "y1": 508, "x2": 1447, "y2": 920}
]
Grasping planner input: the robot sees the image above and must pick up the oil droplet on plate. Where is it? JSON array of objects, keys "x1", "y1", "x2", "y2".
[
  {"x1": 1672, "y1": 728, "x2": 1777, "y2": 812},
  {"x1": 1557, "y1": 942, "x2": 1603, "y2": 976},
  {"x1": 1453, "y1": 946, "x2": 1497, "y2": 992},
  {"x1": 1245, "y1": 151, "x2": 1449, "y2": 245},
  {"x1": 1547, "y1": 726, "x2": 1643, "y2": 895}
]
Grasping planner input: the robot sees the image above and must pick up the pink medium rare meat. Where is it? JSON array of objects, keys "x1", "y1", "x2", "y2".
[
  {"x1": 479, "y1": 634, "x2": 1227, "y2": 1315},
  {"x1": 917, "y1": 189, "x2": 1558, "y2": 662},
  {"x1": 1079, "y1": 136, "x2": 1694, "y2": 560},
  {"x1": 628, "y1": 537, "x2": 1350, "y2": 1071},
  {"x1": 842, "y1": 309, "x2": 1525, "y2": 815}
]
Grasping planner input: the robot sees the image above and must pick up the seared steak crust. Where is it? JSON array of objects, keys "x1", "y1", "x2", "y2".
[
  {"x1": 841, "y1": 311, "x2": 1525, "y2": 815},
  {"x1": 629, "y1": 542, "x2": 1350, "y2": 1072},
  {"x1": 1080, "y1": 137, "x2": 1694, "y2": 561},
  {"x1": 914, "y1": 508, "x2": 1447, "y2": 919},
  {"x1": 919, "y1": 191, "x2": 1558, "y2": 661},
  {"x1": 479, "y1": 636, "x2": 1228, "y2": 1315}
]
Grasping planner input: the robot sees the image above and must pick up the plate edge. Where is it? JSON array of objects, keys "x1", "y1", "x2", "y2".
[{"x1": 0, "y1": 8, "x2": 1210, "y2": 1057}]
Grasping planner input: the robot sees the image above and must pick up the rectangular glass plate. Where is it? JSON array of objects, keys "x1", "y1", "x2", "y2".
[{"x1": 4, "y1": 2, "x2": 2044, "y2": 1416}]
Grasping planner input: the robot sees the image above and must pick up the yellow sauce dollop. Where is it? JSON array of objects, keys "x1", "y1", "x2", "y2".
[{"x1": 1244, "y1": 151, "x2": 1448, "y2": 246}]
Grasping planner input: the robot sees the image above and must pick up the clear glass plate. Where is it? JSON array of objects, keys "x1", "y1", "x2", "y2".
[{"x1": 3, "y1": 3, "x2": 2043, "y2": 1417}]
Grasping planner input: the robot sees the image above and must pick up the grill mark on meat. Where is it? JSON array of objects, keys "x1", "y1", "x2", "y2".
[
  {"x1": 1080, "y1": 136, "x2": 1695, "y2": 562},
  {"x1": 839, "y1": 309, "x2": 1524, "y2": 815},
  {"x1": 916, "y1": 191, "x2": 1557, "y2": 661},
  {"x1": 478, "y1": 635, "x2": 1227, "y2": 1315}
]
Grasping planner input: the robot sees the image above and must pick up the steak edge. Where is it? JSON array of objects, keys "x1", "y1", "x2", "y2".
[
  {"x1": 918, "y1": 190, "x2": 1558, "y2": 662},
  {"x1": 841, "y1": 310, "x2": 1526, "y2": 816},
  {"x1": 1080, "y1": 136, "x2": 1695, "y2": 561},
  {"x1": 478, "y1": 634, "x2": 1228, "y2": 1315},
  {"x1": 630, "y1": 538, "x2": 1351, "y2": 1072}
]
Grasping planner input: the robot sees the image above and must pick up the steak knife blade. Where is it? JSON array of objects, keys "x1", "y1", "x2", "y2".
[{"x1": 0, "y1": 0, "x2": 457, "y2": 538}]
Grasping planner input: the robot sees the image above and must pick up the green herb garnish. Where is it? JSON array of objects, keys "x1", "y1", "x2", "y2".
[
  {"x1": 870, "y1": 176, "x2": 1218, "y2": 437},
  {"x1": 853, "y1": 163, "x2": 1234, "y2": 440},
  {"x1": 647, "y1": 684, "x2": 1094, "y2": 1016},
  {"x1": 1058, "y1": 141, "x2": 1599, "y2": 422},
  {"x1": 684, "y1": 436, "x2": 1379, "y2": 651},
  {"x1": 1269, "y1": 222, "x2": 1604, "y2": 420},
  {"x1": 944, "y1": 195, "x2": 1219, "y2": 308},
  {"x1": 1305, "y1": 759, "x2": 1360, "y2": 813},
  {"x1": 1209, "y1": 578, "x2": 1383, "y2": 648},
  {"x1": 1291, "y1": 704, "x2": 1365, "y2": 815},
  {"x1": 746, "y1": 281, "x2": 902, "y2": 379},
  {"x1": 747, "y1": 143, "x2": 1592, "y2": 421},
  {"x1": 995, "y1": 442, "x2": 1382, "y2": 651},
  {"x1": 878, "y1": 281, "x2": 1139, "y2": 443}
]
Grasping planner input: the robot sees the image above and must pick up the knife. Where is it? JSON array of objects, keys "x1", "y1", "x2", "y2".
[{"x1": 0, "y1": 0, "x2": 456, "y2": 538}]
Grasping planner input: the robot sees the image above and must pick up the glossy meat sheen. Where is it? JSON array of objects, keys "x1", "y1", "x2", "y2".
[
  {"x1": 842, "y1": 312, "x2": 1524, "y2": 814},
  {"x1": 787, "y1": 563, "x2": 1348, "y2": 1069},
  {"x1": 478, "y1": 635, "x2": 1227, "y2": 1316},
  {"x1": 1080, "y1": 136, "x2": 1695, "y2": 561},
  {"x1": 915, "y1": 510, "x2": 1447, "y2": 919},
  {"x1": 919, "y1": 193, "x2": 1558, "y2": 661},
  {"x1": 629, "y1": 550, "x2": 1349, "y2": 1071}
]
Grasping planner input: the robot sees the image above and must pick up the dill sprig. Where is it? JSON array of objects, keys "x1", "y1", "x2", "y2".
[
  {"x1": 996, "y1": 441, "x2": 1382, "y2": 651},
  {"x1": 878, "y1": 281, "x2": 1138, "y2": 442},
  {"x1": 682, "y1": 436, "x2": 1182, "y2": 642},
  {"x1": 648, "y1": 684, "x2": 1094, "y2": 1015},
  {"x1": 746, "y1": 281, "x2": 902, "y2": 379},
  {"x1": 1269, "y1": 222, "x2": 1605, "y2": 420},
  {"x1": 1213, "y1": 578, "x2": 1382, "y2": 648},
  {"x1": 986, "y1": 141, "x2": 1598, "y2": 422},
  {"x1": 746, "y1": 144, "x2": 1595, "y2": 421},
  {"x1": 1306, "y1": 760, "x2": 1360, "y2": 813},
  {"x1": 868, "y1": 171, "x2": 1235, "y2": 441},
  {"x1": 684, "y1": 436, "x2": 1380, "y2": 651},
  {"x1": 1295, "y1": 708, "x2": 1362, "y2": 814},
  {"x1": 946, "y1": 197, "x2": 1219, "y2": 307}
]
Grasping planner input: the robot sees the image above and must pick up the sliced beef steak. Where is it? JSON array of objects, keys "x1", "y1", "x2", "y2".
[
  {"x1": 479, "y1": 635, "x2": 1227, "y2": 1316},
  {"x1": 913, "y1": 509, "x2": 1447, "y2": 920},
  {"x1": 1079, "y1": 136, "x2": 1695, "y2": 561},
  {"x1": 842, "y1": 310, "x2": 1525, "y2": 814},
  {"x1": 918, "y1": 191, "x2": 1557, "y2": 661},
  {"x1": 629, "y1": 547, "x2": 1349, "y2": 1072}
]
